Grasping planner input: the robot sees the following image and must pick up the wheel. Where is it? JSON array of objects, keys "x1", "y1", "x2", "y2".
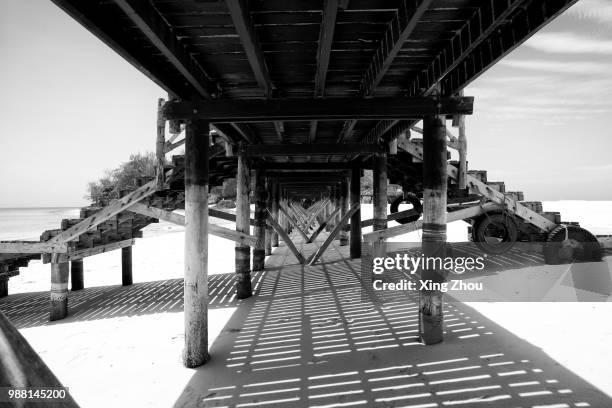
[
  {"x1": 472, "y1": 211, "x2": 518, "y2": 254},
  {"x1": 390, "y1": 192, "x2": 423, "y2": 224},
  {"x1": 544, "y1": 225, "x2": 602, "y2": 265}
]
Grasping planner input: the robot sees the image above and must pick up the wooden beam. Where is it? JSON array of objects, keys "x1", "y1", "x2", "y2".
[
  {"x1": 0, "y1": 241, "x2": 68, "y2": 254},
  {"x1": 363, "y1": 203, "x2": 498, "y2": 242},
  {"x1": 209, "y1": 208, "x2": 256, "y2": 227},
  {"x1": 314, "y1": 0, "x2": 339, "y2": 97},
  {"x1": 121, "y1": 246, "x2": 133, "y2": 286},
  {"x1": 360, "y1": 208, "x2": 421, "y2": 228},
  {"x1": 241, "y1": 143, "x2": 384, "y2": 157},
  {"x1": 308, "y1": 203, "x2": 360, "y2": 265},
  {"x1": 162, "y1": 97, "x2": 474, "y2": 122},
  {"x1": 129, "y1": 203, "x2": 257, "y2": 247},
  {"x1": 266, "y1": 211, "x2": 305, "y2": 265},
  {"x1": 44, "y1": 239, "x2": 135, "y2": 264},
  {"x1": 360, "y1": 0, "x2": 432, "y2": 96},
  {"x1": 113, "y1": 0, "x2": 219, "y2": 98},
  {"x1": 226, "y1": 0, "x2": 273, "y2": 97}
]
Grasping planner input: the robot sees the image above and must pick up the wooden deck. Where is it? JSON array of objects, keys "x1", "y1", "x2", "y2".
[{"x1": 1, "y1": 233, "x2": 610, "y2": 407}]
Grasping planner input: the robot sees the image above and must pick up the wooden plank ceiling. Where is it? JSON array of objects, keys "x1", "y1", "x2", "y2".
[{"x1": 52, "y1": 0, "x2": 578, "y2": 163}]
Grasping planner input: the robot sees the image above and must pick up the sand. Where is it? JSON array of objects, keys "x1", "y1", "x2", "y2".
[{"x1": 2, "y1": 202, "x2": 612, "y2": 407}]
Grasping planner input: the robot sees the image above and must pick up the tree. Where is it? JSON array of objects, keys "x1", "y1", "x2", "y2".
[{"x1": 86, "y1": 152, "x2": 158, "y2": 205}]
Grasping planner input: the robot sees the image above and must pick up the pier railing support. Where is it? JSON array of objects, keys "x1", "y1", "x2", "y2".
[
  {"x1": 372, "y1": 154, "x2": 388, "y2": 258},
  {"x1": 183, "y1": 118, "x2": 210, "y2": 368},
  {"x1": 350, "y1": 167, "x2": 362, "y2": 258},
  {"x1": 420, "y1": 113, "x2": 448, "y2": 345},
  {"x1": 70, "y1": 259, "x2": 84, "y2": 291},
  {"x1": 50, "y1": 258, "x2": 69, "y2": 321},
  {"x1": 121, "y1": 246, "x2": 133, "y2": 286},
  {"x1": 253, "y1": 169, "x2": 266, "y2": 271},
  {"x1": 235, "y1": 153, "x2": 252, "y2": 299}
]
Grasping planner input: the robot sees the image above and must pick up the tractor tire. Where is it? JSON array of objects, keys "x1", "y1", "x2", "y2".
[
  {"x1": 472, "y1": 211, "x2": 518, "y2": 254},
  {"x1": 390, "y1": 192, "x2": 423, "y2": 224},
  {"x1": 544, "y1": 225, "x2": 602, "y2": 265}
]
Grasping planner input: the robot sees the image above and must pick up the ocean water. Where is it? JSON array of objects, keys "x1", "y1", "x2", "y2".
[{"x1": 0, "y1": 207, "x2": 80, "y2": 241}]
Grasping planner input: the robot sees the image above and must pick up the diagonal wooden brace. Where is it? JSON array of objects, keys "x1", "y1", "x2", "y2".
[
  {"x1": 266, "y1": 210, "x2": 306, "y2": 264},
  {"x1": 308, "y1": 203, "x2": 360, "y2": 266},
  {"x1": 278, "y1": 203, "x2": 310, "y2": 242},
  {"x1": 308, "y1": 206, "x2": 341, "y2": 243}
]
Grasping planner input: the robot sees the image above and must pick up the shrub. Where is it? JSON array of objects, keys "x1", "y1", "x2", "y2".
[{"x1": 86, "y1": 152, "x2": 158, "y2": 205}]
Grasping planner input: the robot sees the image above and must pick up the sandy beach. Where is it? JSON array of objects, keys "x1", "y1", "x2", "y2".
[{"x1": 1, "y1": 202, "x2": 612, "y2": 407}]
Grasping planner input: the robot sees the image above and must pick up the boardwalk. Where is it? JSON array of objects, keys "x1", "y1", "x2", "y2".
[{"x1": 1, "y1": 233, "x2": 610, "y2": 407}]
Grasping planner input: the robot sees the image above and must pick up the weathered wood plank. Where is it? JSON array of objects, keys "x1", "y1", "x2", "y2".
[
  {"x1": 0, "y1": 241, "x2": 68, "y2": 254},
  {"x1": 129, "y1": 203, "x2": 257, "y2": 247},
  {"x1": 162, "y1": 97, "x2": 475, "y2": 122}
]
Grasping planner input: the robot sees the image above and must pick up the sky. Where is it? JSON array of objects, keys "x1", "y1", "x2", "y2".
[{"x1": 0, "y1": 0, "x2": 611, "y2": 207}]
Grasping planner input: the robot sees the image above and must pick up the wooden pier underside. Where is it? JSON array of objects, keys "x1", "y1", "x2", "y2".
[{"x1": 1, "y1": 234, "x2": 610, "y2": 407}]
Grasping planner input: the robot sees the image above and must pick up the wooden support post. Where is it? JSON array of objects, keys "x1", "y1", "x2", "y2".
[
  {"x1": 372, "y1": 154, "x2": 388, "y2": 258},
  {"x1": 335, "y1": 184, "x2": 342, "y2": 231},
  {"x1": 265, "y1": 178, "x2": 273, "y2": 256},
  {"x1": 235, "y1": 154, "x2": 252, "y2": 299},
  {"x1": 183, "y1": 118, "x2": 210, "y2": 368},
  {"x1": 121, "y1": 246, "x2": 133, "y2": 286},
  {"x1": 339, "y1": 178, "x2": 349, "y2": 246},
  {"x1": 253, "y1": 169, "x2": 266, "y2": 271},
  {"x1": 271, "y1": 179, "x2": 280, "y2": 247},
  {"x1": 156, "y1": 98, "x2": 166, "y2": 189},
  {"x1": 420, "y1": 113, "x2": 448, "y2": 345},
  {"x1": 0, "y1": 276, "x2": 8, "y2": 298},
  {"x1": 457, "y1": 111, "x2": 467, "y2": 190},
  {"x1": 49, "y1": 259, "x2": 69, "y2": 321},
  {"x1": 350, "y1": 167, "x2": 362, "y2": 258},
  {"x1": 70, "y1": 259, "x2": 84, "y2": 291}
]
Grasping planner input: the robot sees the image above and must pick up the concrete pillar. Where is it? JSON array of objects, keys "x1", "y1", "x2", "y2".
[
  {"x1": 183, "y1": 118, "x2": 210, "y2": 367},
  {"x1": 235, "y1": 154, "x2": 252, "y2": 299},
  {"x1": 70, "y1": 259, "x2": 84, "y2": 291},
  {"x1": 350, "y1": 167, "x2": 362, "y2": 259},
  {"x1": 50, "y1": 260, "x2": 69, "y2": 321},
  {"x1": 253, "y1": 169, "x2": 266, "y2": 271},
  {"x1": 121, "y1": 246, "x2": 133, "y2": 286},
  {"x1": 420, "y1": 114, "x2": 448, "y2": 345}
]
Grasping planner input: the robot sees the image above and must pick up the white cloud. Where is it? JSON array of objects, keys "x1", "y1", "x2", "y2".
[
  {"x1": 525, "y1": 32, "x2": 612, "y2": 54},
  {"x1": 498, "y1": 59, "x2": 609, "y2": 75},
  {"x1": 567, "y1": 0, "x2": 612, "y2": 26}
]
